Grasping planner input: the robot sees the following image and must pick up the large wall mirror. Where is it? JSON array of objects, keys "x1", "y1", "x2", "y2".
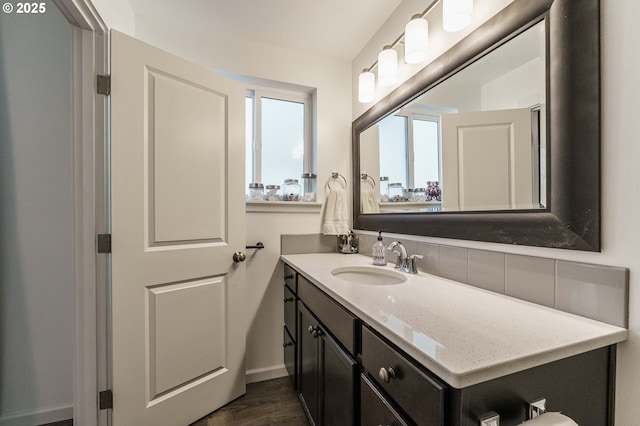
[{"x1": 352, "y1": 0, "x2": 600, "y2": 251}]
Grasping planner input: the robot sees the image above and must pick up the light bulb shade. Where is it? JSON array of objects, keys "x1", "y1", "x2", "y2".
[
  {"x1": 378, "y1": 47, "x2": 398, "y2": 87},
  {"x1": 443, "y1": 0, "x2": 473, "y2": 32},
  {"x1": 405, "y1": 16, "x2": 429, "y2": 64},
  {"x1": 358, "y1": 70, "x2": 375, "y2": 103}
]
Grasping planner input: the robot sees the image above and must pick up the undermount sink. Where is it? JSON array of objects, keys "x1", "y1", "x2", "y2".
[{"x1": 331, "y1": 265, "x2": 407, "y2": 285}]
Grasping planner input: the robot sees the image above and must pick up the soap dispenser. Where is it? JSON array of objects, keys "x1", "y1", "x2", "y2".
[{"x1": 372, "y1": 231, "x2": 386, "y2": 266}]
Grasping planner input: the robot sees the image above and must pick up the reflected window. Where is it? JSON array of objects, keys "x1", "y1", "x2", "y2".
[
  {"x1": 379, "y1": 115, "x2": 407, "y2": 187},
  {"x1": 378, "y1": 113, "x2": 441, "y2": 190},
  {"x1": 413, "y1": 115, "x2": 440, "y2": 185}
]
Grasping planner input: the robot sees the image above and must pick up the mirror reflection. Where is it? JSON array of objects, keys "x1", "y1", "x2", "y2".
[{"x1": 360, "y1": 21, "x2": 546, "y2": 214}]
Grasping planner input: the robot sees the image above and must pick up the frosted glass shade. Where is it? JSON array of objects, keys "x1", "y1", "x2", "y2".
[
  {"x1": 405, "y1": 16, "x2": 429, "y2": 64},
  {"x1": 443, "y1": 0, "x2": 473, "y2": 32},
  {"x1": 358, "y1": 70, "x2": 375, "y2": 103},
  {"x1": 378, "y1": 46, "x2": 398, "y2": 87}
]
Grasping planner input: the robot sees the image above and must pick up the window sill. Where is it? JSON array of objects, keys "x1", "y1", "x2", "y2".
[{"x1": 246, "y1": 200, "x2": 323, "y2": 214}]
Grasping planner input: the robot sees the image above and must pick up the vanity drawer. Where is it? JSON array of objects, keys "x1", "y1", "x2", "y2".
[
  {"x1": 298, "y1": 274, "x2": 357, "y2": 355},
  {"x1": 361, "y1": 373, "x2": 409, "y2": 426},
  {"x1": 284, "y1": 284, "x2": 297, "y2": 337},
  {"x1": 361, "y1": 325, "x2": 446, "y2": 426},
  {"x1": 284, "y1": 263, "x2": 297, "y2": 293}
]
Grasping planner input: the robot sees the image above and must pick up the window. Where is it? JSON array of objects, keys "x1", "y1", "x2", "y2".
[
  {"x1": 245, "y1": 88, "x2": 313, "y2": 193},
  {"x1": 378, "y1": 112, "x2": 440, "y2": 189}
]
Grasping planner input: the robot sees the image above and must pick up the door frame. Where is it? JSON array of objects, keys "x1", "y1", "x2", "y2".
[{"x1": 53, "y1": 1, "x2": 109, "y2": 425}]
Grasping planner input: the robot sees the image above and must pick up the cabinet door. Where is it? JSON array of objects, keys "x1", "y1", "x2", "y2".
[
  {"x1": 299, "y1": 304, "x2": 320, "y2": 425},
  {"x1": 284, "y1": 284, "x2": 297, "y2": 336},
  {"x1": 283, "y1": 327, "x2": 297, "y2": 389},
  {"x1": 320, "y1": 326, "x2": 356, "y2": 426}
]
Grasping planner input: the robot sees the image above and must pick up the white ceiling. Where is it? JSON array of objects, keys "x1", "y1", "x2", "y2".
[{"x1": 128, "y1": 0, "x2": 403, "y2": 60}]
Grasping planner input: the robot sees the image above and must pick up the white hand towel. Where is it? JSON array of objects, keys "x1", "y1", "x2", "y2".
[
  {"x1": 361, "y1": 189, "x2": 379, "y2": 213},
  {"x1": 323, "y1": 188, "x2": 349, "y2": 235}
]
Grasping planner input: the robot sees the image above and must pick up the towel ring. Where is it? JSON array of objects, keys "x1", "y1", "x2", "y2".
[
  {"x1": 360, "y1": 173, "x2": 376, "y2": 189},
  {"x1": 325, "y1": 172, "x2": 347, "y2": 191}
]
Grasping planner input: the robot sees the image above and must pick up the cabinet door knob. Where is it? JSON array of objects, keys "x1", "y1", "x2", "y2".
[
  {"x1": 378, "y1": 367, "x2": 396, "y2": 383},
  {"x1": 307, "y1": 324, "x2": 322, "y2": 338}
]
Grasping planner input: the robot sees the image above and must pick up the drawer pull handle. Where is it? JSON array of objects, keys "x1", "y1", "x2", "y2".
[
  {"x1": 378, "y1": 367, "x2": 396, "y2": 383},
  {"x1": 284, "y1": 274, "x2": 294, "y2": 280},
  {"x1": 284, "y1": 297, "x2": 295, "y2": 303},
  {"x1": 283, "y1": 341, "x2": 293, "y2": 348},
  {"x1": 307, "y1": 325, "x2": 322, "y2": 338}
]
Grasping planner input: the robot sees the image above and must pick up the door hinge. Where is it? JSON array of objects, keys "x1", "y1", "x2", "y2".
[
  {"x1": 99, "y1": 389, "x2": 113, "y2": 410},
  {"x1": 97, "y1": 74, "x2": 111, "y2": 95},
  {"x1": 97, "y1": 234, "x2": 112, "y2": 253}
]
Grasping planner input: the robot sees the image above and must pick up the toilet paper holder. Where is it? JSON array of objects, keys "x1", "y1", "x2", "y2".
[{"x1": 479, "y1": 398, "x2": 547, "y2": 426}]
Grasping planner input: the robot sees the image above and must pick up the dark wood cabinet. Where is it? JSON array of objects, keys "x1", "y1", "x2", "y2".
[
  {"x1": 297, "y1": 291, "x2": 356, "y2": 425},
  {"x1": 361, "y1": 325, "x2": 445, "y2": 425},
  {"x1": 283, "y1": 264, "x2": 298, "y2": 389},
  {"x1": 360, "y1": 373, "x2": 409, "y2": 426},
  {"x1": 298, "y1": 304, "x2": 320, "y2": 424},
  {"x1": 283, "y1": 261, "x2": 616, "y2": 426}
]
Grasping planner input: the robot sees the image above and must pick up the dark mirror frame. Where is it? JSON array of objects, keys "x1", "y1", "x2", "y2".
[{"x1": 352, "y1": 0, "x2": 600, "y2": 251}]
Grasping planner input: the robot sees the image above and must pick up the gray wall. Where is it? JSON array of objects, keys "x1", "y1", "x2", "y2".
[{"x1": 0, "y1": 5, "x2": 74, "y2": 424}]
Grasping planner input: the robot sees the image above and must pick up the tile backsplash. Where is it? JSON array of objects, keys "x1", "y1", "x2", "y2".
[{"x1": 281, "y1": 233, "x2": 629, "y2": 329}]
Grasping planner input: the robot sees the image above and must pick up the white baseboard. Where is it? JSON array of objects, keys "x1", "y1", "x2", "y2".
[
  {"x1": 0, "y1": 404, "x2": 73, "y2": 426},
  {"x1": 245, "y1": 364, "x2": 288, "y2": 384}
]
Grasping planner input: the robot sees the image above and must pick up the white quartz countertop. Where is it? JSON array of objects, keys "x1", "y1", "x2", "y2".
[{"x1": 281, "y1": 253, "x2": 628, "y2": 389}]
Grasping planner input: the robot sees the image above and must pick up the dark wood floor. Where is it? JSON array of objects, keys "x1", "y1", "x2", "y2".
[{"x1": 190, "y1": 377, "x2": 309, "y2": 426}]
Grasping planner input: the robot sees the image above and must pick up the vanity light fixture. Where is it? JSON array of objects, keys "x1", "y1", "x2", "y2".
[
  {"x1": 358, "y1": 69, "x2": 376, "y2": 103},
  {"x1": 357, "y1": 0, "x2": 475, "y2": 103},
  {"x1": 378, "y1": 45, "x2": 398, "y2": 87},
  {"x1": 404, "y1": 14, "x2": 429, "y2": 64},
  {"x1": 443, "y1": 0, "x2": 473, "y2": 32}
]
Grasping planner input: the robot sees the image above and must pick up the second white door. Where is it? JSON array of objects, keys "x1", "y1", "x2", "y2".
[{"x1": 441, "y1": 107, "x2": 535, "y2": 211}]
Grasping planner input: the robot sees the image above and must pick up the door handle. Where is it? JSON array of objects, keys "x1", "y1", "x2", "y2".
[{"x1": 232, "y1": 251, "x2": 246, "y2": 262}]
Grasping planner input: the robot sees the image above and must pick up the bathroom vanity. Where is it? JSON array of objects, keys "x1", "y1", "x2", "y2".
[{"x1": 281, "y1": 253, "x2": 627, "y2": 426}]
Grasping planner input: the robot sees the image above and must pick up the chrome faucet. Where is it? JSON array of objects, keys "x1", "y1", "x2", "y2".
[
  {"x1": 386, "y1": 241, "x2": 407, "y2": 270},
  {"x1": 386, "y1": 241, "x2": 423, "y2": 273},
  {"x1": 406, "y1": 254, "x2": 424, "y2": 274}
]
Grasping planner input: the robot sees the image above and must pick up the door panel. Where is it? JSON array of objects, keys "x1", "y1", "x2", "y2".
[
  {"x1": 149, "y1": 69, "x2": 226, "y2": 245},
  {"x1": 111, "y1": 30, "x2": 246, "y2": 425},
  {"x1": 320, "y1": 328, "x2": 355, "y2": 426},
  {"x1": 148, "y1": 277, "x2": 226, "y2": 398},
  {"x1": 299, "y1": 304, "x2": 319, "y2": 425}
]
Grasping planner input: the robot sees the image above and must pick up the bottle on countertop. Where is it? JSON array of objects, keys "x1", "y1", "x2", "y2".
[{"x1": 372, "y1": 231, "x2": 386, "y2": 266}]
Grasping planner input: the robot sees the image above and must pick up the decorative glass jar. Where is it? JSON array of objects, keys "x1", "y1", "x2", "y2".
[
  {"x1": 265, "y1": 184, "x2": 280, "y2": 201},
  {"x1": 389, "y1": 182, "x2": 404, "y2": 201},
  {"x1": 380, "y1": 176, "x2": 390, "y2": 201},
  {"x1": 282, "y1": 179, "x2": 301, "y2": 201},
  {"x1": 248, "y1": 183, "x2": 264, "y2": 201},
  {"x1": 300, "y1": 173, "x2": 317, "y2": 202},
  {"x1": 413, "y1": 187, "x2": 427, "y2": 202},
  {"x1": 404, "y1": 188, "x2": 417, "y2": 201}
]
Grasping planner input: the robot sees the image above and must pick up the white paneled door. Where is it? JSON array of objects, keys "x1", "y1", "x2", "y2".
[
  {"x1": 441, "y1": 108, "x2": 535, "y2": 211},
  {"x1": 110, "y1": 30, "x2": 246, "y2": 425}
]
